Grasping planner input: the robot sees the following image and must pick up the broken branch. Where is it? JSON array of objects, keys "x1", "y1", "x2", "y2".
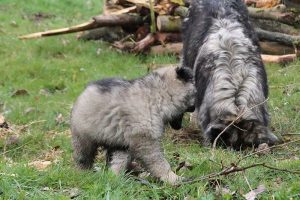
[
  {"x1": 19, "y1": 14, "x2": 143, "y2": 39},
  {"x1": 182, "y1": 162, "x2": 300, "y2": 185},
  {"x1": 261, "y1": 54, "x2": 298, "y2": 64},
  {"x1": 256, "y1": 28, "x2": 300, "y2": 47}
]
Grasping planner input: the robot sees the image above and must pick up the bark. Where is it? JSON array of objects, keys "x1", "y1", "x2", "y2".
[
  {"x1": 259, "y1": 41, "x2": 296, "y2": 55},
  {"x1": 113, "y1": 32, "x2": 181, "y2": 52},
  {"x1": 172, "y1": 5, "x2": 300, "y2": 28},
  {"x1": 150, "y1": 43, "x2": 183, "y2": 55},
  {"x1": 256, "y1": 28, "x2": 300, "y2": 47},
  {"x1": 133, "y1": 33, "x2": 157, "y2": 52},
  {"x1": 284, "y1": 0, "x2": 300, "y2": 9},
  {"x1": 19, "y1": 14, "x2": 142, "y2": 39},
  {"x1": 248, "y1": 7, "x2": 300, "y2": 26},
  {"x1": 157, "y1": 15, "x2": 182, "y2": 32},
  {"x1": 173, "y1": 6, "x2": 188, "y2": 17},
  {"x1": 155, "y1": 16, "x2": 300, "y2": 48},
  {"x1": 77, "y1": 27, "x2": 126, "y2": 42},
  {"x1": 251, "y1": 18, "x2": 299, "y2": 35}
]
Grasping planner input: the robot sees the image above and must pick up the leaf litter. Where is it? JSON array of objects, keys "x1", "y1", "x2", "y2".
[
  {"x1": 28, "y1": 145, "x2": 63, "y2": 171},
  {"x1": 243, "y1": 184, "x2": 266, "y2": 200}
]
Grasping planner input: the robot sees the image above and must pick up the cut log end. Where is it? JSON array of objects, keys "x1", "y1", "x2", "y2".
[{"x1": 261, "y1": 54, "x2": 297, "y2": 64}]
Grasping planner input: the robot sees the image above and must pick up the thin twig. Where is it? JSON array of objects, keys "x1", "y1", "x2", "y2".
[
  {"x1": 212, "y1": 98, "x2": 269, "y2": 149},
  {"x1": 181, "y1": 163, "x2": 265, "y2": 185},
  {"x1": 237, "y1": 139, "x2": 300, "y2": 164},
  {"x1": 181, "y1": 162, "x2": 300, "y2": 185},
  {"x1": 262, "y1": 163, "x2": 300, "y2": 174}
]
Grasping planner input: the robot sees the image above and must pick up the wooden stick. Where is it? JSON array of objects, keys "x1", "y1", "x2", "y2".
[
  {"x1": 261, "y1": 54, "x2": 297, "y2": 64},
  {"x1": 19, "y1": 14, "x2": 142, "y2": 39},
  {"x1": 19, "y1": 20, "x2": 96, "y2": 39},
  {"x1": 182, "y1": 162, "x2": 300, "y2": 185},
  {"x1": 132, "y1": 32, "x2": 181, "y2": 53}
]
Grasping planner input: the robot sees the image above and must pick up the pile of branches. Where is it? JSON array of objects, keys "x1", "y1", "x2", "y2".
[{"x1": 19, "y1": 0, "x2": 300, "y2": 63}]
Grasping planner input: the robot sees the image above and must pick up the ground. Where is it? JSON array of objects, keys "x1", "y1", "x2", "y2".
[{"x1": 0, "y1": 0, "x2": 300, "y2": 199}]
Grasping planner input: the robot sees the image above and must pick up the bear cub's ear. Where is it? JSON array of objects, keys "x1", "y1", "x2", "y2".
[{"x1": 175, "y1": 67, "x2": 194, "y2": 82}]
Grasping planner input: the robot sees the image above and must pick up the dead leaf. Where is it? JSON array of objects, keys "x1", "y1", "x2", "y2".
[
  {"x1": 41, "y1": 187, "x2": 51, "y2": 191},
  {"x1": 55, "y1": 113, "x2": 64, "y2": 124},
  {"x1": 43, "y1": 146, "x2": 63, "y2": 163},
  {"x1": 243, "y1": 184, "x2": 266, "y2": 200},
  {"x1": 96, "y1": 48, "x2": 102, "y2": 55},
  {"x1": 10, "y1": 21, "x2": 18, "y2": 27},
  {"x1": 256, "y1": 143, "x2": 271, "y2": 155},
  {"x1": 39, "y1": 89, "x2": 51, "y2": 96},
  {"x1": 63, "y1": 188, "x2": 81, "y2": 199},
  {"x1": 11, "y1": 89, "x2": 29, "y2": 97},
  {"x1": 28, "y1": 160, "x2": 52, "y2": 171}
]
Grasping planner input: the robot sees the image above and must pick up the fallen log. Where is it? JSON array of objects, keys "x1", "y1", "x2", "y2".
[
  {"x1": 148, "y1": 42, "x2": 298, "y2": 64},
  {"x1": 256, "y1": 28, "x2": 300, "y2": 47},
  {"x1": 261, "y1": 54, "x2": 297, "y2": 63},
  {"x1": 259, "y1": 41, "x2": 296, "y2": 55},
  {"x1": 155, "y1": 16, "x2": 300, "y2": 48},
  {"x1": 77, "y1": 27, "x2": 126, "y2": 42},
  {"x1": 248, "y1": 7, "x2": 300, "y2": 26},
  {"x1": 157, "y1": 15, "x2": 182, "y2": 32},
  {"x1": 19, "y1": 14, "x2": 143, "y2": 39},
  {"x1": 251, "y1": 18, "x2": 299, "y2": 35},
  {"x1": 172, "y1": 5, "x2": 300, "y2": 27}
]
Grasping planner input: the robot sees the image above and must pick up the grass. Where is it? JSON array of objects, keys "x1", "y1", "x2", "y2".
[{"x1": 0, "y1": 0, "x2": 300, "y2": 199}]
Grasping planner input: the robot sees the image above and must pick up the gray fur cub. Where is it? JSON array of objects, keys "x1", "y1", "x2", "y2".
[{"x1": 71, "y1": 66, "x2": 196, "y2": 185}]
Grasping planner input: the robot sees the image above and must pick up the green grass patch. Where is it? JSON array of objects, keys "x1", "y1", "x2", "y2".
[{"x1": 0, "y1": 0, "x2": 299, "y2": 199}]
